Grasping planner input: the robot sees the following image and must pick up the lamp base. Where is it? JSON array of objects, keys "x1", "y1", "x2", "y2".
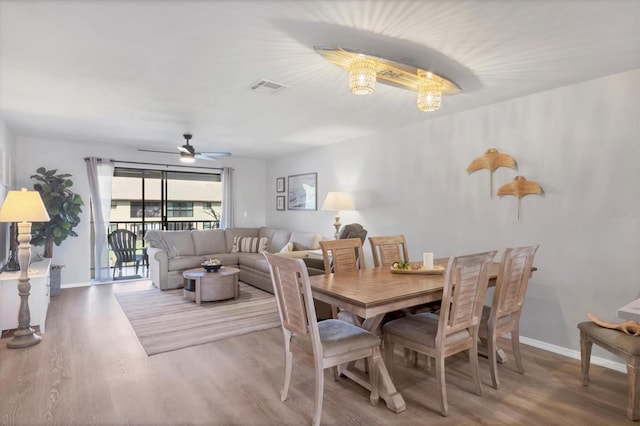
[
  {"x1": 333, "y1": 214, "x2": 341, "y2": 240},
  {"x1": 7, "y1": 326, "x2": 41, "y2": 349}
]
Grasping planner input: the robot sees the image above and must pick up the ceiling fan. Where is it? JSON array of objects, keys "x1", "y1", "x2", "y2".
[{"x1": 138, "y1": 134, "x2": 232, "y2": 163}]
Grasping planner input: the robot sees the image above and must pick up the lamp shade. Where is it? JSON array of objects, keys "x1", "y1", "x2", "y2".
[
  {"x1": 321, "y1": 192, "x2": 355, "y2": 211},
  {"x1": 0, "y1": 188, "x2": 50, "y2": 223}
]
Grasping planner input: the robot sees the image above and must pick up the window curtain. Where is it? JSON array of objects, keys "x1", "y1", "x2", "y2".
[
  {"x1": 221, "y1": 167, "x2": 234, "y2": 229},
  {"x1": 85, "y1": 157, "x2": 114, "y2": 282}
]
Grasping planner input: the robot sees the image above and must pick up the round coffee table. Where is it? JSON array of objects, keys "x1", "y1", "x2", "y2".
[{"x1": 182, "y1": 266, "x2": 240, "y2": 304}]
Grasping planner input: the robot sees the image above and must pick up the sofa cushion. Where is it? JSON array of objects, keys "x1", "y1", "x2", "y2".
[
  {"x1": 289, "y1": 231, "x2": 322, "y2": 251},
  {"x1": 239, "y1": 253, "x2": 270, "y2": 273},
  {"x1": 277, "y1": 250, "x2": 309, "y2": 259},
  {"x1": 192, "y1": 229, "x2": 227, "y2": 256},
  {"x1": 232, "y1": 236, "x2": 268, "y2": 253},
  {"x1": 225, "y1": 228, "x2": 260, "y2": 252},
  {"x1": 259, "y1": 227, "x2": 292, "y2": 253},
  {"x1": 168, "y1": 255, "x2": 203, "y2": 272},
  {"x1": 163, "y1": 230, "x2": 195, "y2": 256}
]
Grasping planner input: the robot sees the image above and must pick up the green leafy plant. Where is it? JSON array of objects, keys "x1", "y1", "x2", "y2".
[
  {"x1": 30, "y1": 167, "x2": 84, "y2": 258},
  {"x1": 392, "y1": 260, "x2": 411, "y2": 270}
]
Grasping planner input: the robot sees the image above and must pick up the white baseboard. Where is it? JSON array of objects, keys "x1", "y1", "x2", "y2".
[{"x1": 519, "y1": 336, "x2": 626, "y2": 373}]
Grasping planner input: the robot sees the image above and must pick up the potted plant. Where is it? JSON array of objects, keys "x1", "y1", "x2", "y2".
[{"x1": 30, "y1": 167, "x2": 84, "y2": 295}]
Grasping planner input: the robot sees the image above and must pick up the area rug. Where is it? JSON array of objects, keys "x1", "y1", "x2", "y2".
[{"x1": 115, "y1": 283, "x2": 280, "y2": 356}]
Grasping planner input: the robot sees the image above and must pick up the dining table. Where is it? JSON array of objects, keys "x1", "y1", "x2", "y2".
[{"x1": 307, "y1": 258, "x2": 533, "y2": 413}]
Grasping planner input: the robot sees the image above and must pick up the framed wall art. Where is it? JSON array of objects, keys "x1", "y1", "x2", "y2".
[
  {"x1": 276, "y1": 195, "x2": 285, "y2": 211},
  {"x1": 287, "y1": 172, "x2": 317, "y2": 210},
  {"x1": 276, "y1": 177, "x2": 285, "y2": 193}
]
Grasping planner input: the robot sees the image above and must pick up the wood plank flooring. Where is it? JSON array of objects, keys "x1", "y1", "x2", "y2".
[{"x1": 0, "y1": 281, "x2": 632, "y2": 425}]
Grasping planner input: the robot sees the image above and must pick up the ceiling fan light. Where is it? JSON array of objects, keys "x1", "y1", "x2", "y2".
[
  {"x1": 349, "y1": 56, "x2": 377, "y2": 95},
  {"x1": 416, "y1": 71, "x2": 442, "y2": 112},
  {"x1": 180, "y1": 152, "x2": 195, "y2": 163}
]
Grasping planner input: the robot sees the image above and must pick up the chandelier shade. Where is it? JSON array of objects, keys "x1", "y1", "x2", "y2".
[
  {"x1": 416, "y1": 70, "x2": 443, "y2": 112},
  {"x1": 348, "y1": 56, "x2": 377, "y2": 95}
]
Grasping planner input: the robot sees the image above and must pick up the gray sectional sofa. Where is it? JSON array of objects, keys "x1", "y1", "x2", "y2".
[{"x1": 145, "y1": 226, "x2": 323, "y2": 293}]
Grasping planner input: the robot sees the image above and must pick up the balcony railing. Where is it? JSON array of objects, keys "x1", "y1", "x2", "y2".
[{"x1": 108, "y1": 219, "x2": 221, "y2": 237}]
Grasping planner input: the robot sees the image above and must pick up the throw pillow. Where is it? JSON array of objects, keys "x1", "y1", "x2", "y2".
[
  {"x1": 279, "y1": 242, "x2": 294, "y2": 253},
  {"x1": 232, "y1": 236, "x2": 268, "y2": 253}
]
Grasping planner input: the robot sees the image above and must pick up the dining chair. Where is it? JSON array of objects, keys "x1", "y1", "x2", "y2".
[
  {"x1": 369, "y1": 234, "x2": 440, "y2": 325},
  {"x1": 108, "y1": 229, "x2": 146, "y2": 279},
  {"x1": 263, "y1": 253, "x2": 380, "y2": 426},
  {"x1": 478, "y1": 244, "x2": 539, "y2": 389},
  {"x1": 382, "y1": 250, "x2": 497, "y2": 416},
  {"x1": 368, "y1": 235, "x2": 409, "y2": 267},
  {"x1": 319, "y1": 238, "x2": 365, "y2": 323},
  {"x1": 303, "y1": 223, "x2": 367, "y2": 275}
]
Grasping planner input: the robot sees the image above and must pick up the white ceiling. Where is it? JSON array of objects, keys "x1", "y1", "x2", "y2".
[{"x1": 1, "y1": 0, "x2": 638, "y2": 159}]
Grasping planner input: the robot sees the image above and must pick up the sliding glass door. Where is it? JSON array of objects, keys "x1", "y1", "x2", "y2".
[
  {"x1": 110, "y1": 168, "x2": 222, "y2": 234},
  {"x1": 103, "y1": 167, "x2": 222, "y2": 278}
]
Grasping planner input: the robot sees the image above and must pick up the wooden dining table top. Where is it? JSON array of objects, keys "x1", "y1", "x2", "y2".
[{"x1": 308, "y1": 259, "x2": 517, "y2": 319}]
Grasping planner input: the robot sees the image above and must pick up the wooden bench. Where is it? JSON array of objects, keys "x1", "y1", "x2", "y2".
[{"x1": 578, "y1": 321, "x2": 640, "y2": 421}]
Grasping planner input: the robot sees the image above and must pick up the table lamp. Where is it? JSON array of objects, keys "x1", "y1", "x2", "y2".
[
  {"x1": 321, "y1": 192, "x2": 355, "y2": 239},
  {"x1": 0, "y1": 188, "x2": 50, "y2": 348}
]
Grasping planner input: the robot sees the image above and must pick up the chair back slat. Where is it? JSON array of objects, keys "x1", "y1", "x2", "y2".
[
  {"x1": 319, "y1": 238, "x2": 365, "y2": 273},
  {"x1": 264, "y1": 253, "x2": 318, "y2": 336},
  {"x1": 368, "y1": 235, "x2": 409, "y2": 267},
  {"x1": 440, "y1": 251, "x2": 497, "y2": 338},
  {"x1": 493, "y1": 245, "x2": 539, "y2": 318},
  {"x1": 109, "y1": 229, "x2": 138, "y2": 262}
]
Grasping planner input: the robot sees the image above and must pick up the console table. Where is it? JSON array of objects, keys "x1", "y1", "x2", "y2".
[{"x1": 0, "y1": 258, "x2": 52, "y2": 333}]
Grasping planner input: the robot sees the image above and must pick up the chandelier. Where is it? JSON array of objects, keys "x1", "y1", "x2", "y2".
[
  {"x1": 348, "y1": 56, "x2": 377, "y2": 95},
  {"x1": 416, "y1": 70, "x2": 443, "y2": 112},
  {"x1": 315, "y1": 46, "x2": 459, "y2": 112}
]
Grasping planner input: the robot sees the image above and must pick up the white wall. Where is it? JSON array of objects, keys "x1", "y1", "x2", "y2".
[
  {"x1": 266, "y1": 69, "x2": 640, "y2": 357},
  {"x1": 14, "y1": 139, "x2": 266, "y2": 284},
  {"x1": 0, "y1": 117, "x2": 16, "y2": 268}
]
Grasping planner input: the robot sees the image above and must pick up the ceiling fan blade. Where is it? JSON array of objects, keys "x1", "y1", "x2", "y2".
[
  {"x1": 194, "y1": 153, "x2": 218, "y2": 161},
  {"x1": 198, "y1": 151, "x2": 232, "y2": 158},
  {"x1": 137, "y1": 149, "x2": 178, "y2": 154}
]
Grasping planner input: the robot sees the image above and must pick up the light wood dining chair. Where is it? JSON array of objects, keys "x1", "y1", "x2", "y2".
[
  {"x1": 368, "y1": 235, "x2": 409, "y2": 267},
  {"x1": 319, "y1": 237, "x2": 365, "y2": 273},
  {"x1": 369, "y1": 233, "x2": 440, "y2": 322},
  {"x1": 263, "y1": 253, "x2": 380, "y2": 426},
  {"x1": 319, "y1": 238, "x2": 365, "y2": 323},
  {"x1": 478, "y1": 244, "x2": 539, "y2": 389},
  {"x1": 382, "y1": 250, "x2": 497, "y2": 416}
]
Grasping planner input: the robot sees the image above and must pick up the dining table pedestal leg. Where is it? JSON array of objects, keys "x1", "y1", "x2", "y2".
[
  {"x1": 478, "y1": 342, "x2": 508, "y2": 364},
  {"x1": 336, "y1": 314, "x2": 407, "y2": 413},
  {"x1": 341, "y1": 360, "x2": 407, "y2": 413}
]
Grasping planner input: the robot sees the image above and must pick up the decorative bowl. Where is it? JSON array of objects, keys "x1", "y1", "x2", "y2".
[{"x1": 202, "y1": 261, "x2": 222, "y2": 272}]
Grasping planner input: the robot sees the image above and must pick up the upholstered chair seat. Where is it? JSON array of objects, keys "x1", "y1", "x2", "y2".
[{"x1": 292, "y1": 319, "x2": 381, "y2": 358}]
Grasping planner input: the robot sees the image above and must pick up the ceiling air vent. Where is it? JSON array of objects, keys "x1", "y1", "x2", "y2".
[{"x1": 249, "y1": 79, "x2": 289, "y2": 94}]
